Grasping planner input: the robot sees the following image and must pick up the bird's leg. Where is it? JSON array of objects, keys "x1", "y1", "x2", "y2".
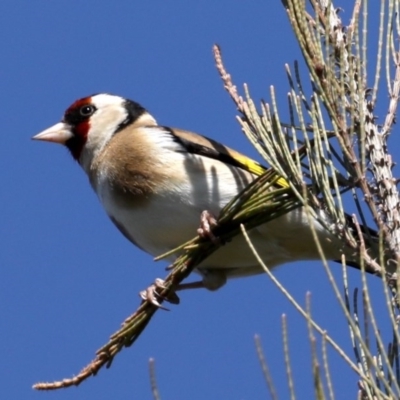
[
  {"x1": 141, "y1": 212, "x2": 225, "y2": 309},
  {"x1": 140, "y1": 271, "x2": 226, "y2": 308},
  {"x1": 197, "y1": 210, "x2": 219, "y2": 244},
  {"x1": 175, "y1": 281, "x2": 206, "y2": 290},
  {"x1": 139, "y1": 279, "x2": 206, "y2": 309}
]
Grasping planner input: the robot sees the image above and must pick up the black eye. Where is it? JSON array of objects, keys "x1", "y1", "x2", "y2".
[{"x1": 80, "y1": 105, "x2": 95, "y2": 117}]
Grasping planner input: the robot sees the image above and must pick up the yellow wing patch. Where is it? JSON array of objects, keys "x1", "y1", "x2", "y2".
[
  {"x1": 232, "y1": 153, "x2": 289, "y2": 189},
  {"x1": 169, "y1": 127, "x2": 290, "y2": 190}
]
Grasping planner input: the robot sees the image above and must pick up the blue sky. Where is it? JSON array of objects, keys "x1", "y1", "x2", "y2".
[{"x1": 1, "y1": 1, "x2": 392, "y2": 399}]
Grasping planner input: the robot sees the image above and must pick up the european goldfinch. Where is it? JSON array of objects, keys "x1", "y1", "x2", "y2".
[{"x1": 32, "y1": 93, "x2": 380, "y2": 291}]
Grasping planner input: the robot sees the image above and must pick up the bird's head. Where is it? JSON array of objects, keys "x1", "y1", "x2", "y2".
[{"x1": 32, "y1": 93, "x2": 156, "y2": 171}]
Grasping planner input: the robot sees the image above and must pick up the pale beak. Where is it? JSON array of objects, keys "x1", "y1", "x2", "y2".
[{"x1": 32, "y1": 122, "x2": 73, "y2": 144}]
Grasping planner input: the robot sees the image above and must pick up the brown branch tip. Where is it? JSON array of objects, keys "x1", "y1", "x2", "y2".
[{"x1": 212, "y1": 44, "x2": 242, "y2": 107}]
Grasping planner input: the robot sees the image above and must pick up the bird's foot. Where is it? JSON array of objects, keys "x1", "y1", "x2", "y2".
[
  {"x1": 197, "y1": 210, "x2": 220, "y2": 244},
  {"x1": 139, "y1": 278, "x2": 180, "y2": 310}
]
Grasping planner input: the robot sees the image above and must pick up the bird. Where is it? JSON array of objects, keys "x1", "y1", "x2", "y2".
[{"x1": 32, "y1": 93, "x2": 382, "y2": 295}]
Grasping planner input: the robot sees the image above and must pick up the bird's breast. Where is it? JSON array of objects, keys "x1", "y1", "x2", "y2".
[
  {"x1": 92, "y1": 167, "x2": 351, "y2": 279},
  {"x1": 92, "y1": 151, "x2": 256, "y2": 258}
]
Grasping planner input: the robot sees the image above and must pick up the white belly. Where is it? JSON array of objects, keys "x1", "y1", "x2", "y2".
[
  {"x1": 93, "y1": 150, "x2": 345, "y2": 284},
  {"x1": 94, "y1": 147, "x2": 254, "y2": 256},
  {"x1": 98, "y1": 181, "x2": 341, "y2": 273}
]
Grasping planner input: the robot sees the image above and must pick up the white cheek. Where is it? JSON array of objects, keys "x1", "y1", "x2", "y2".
[{"x1": 80, "y1": 108, "x2": 128, "y2": 173}]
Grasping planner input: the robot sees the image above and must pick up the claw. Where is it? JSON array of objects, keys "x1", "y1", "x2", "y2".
[
  {"x1": 155, "y1": 278, "x2": 180, "y2": 304},
  {"x1": 139, "y1": 278, "x2": 180, "y2": 310},
  {"x1": 197, "y1": 210, "x2": 220, "y2": 244},
  {"x1": 140, "y1": 284, "x2": 169, "y2": 310}
]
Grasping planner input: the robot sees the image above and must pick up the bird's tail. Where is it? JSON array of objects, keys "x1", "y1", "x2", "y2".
[{"x1": 333, "y1": 214, "x2": 386, "y2": 275}]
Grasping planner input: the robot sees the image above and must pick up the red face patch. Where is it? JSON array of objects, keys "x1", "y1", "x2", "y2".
[
  {"x1": 63, "y1": 96, "x2": 96, "y2": 160},
  {"x1": 65, "y1": 96, "x2": 92, "y2": 113}
]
